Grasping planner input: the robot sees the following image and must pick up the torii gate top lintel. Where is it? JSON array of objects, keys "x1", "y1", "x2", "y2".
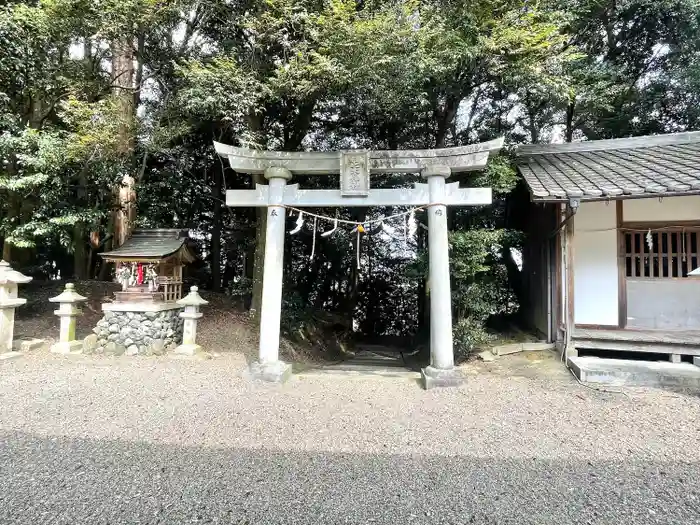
[{"x1": 213, "y1": 137, "x2": 504, "y2": 175}]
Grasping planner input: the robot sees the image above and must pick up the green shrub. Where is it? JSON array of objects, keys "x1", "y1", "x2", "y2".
[
  {"x1": 226, "y1": 277, "x2": 252, "y2": 298},
  {"x1": 453, "y1": 317, "x2": 491, "y2": 361}
]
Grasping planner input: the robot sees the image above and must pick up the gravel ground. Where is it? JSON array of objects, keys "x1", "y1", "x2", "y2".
[{"x1": 0, "y1": 350, "x2": 699, "y2": 525}]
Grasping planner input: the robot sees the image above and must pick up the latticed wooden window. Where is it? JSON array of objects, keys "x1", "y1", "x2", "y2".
[{"x1": 624, "y1": 229, "x2": 700, "y2": 278}]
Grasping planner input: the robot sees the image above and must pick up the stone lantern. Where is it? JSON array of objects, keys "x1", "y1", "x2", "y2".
[
  {"x1": 174, "y1": 286, "x2": 208, "y2": 356},
  {"x1": 0, "y1": 260, "x2": 32, "y2": 356},
  {"x1": 49, "y1": 283, "x2": 87, "y2": 354}
]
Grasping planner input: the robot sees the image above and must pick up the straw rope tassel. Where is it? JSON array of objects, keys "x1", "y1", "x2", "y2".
[
  {"x1": 321, "y1": 218, "x2": 338, "y2": 237},
  {"x1": 381, "y1": 220, "x2": 396, "y2": 237},
  {"x1": 409, "y1": 209, "x2": 417, "y2": 238},
  {"x1": 310, "y1": 217, "x2": 318, "y2": 260},
  {"x1": 290, "y1": 211, "x2": 304, "y2": 234}
]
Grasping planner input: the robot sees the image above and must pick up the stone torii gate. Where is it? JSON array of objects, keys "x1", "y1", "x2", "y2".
[{"x1": 215, "y1": 139, "x2": 504, "y2": 389}]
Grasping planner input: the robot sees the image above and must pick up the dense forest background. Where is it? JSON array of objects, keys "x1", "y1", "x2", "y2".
[{"x1": 1, "y1": 0, "x2": 699, "y2": 355}]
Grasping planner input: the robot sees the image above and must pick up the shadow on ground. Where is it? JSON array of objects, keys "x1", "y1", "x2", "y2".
[{"x1": 0, "y1": 431, "x2": 697, "y2": 525}]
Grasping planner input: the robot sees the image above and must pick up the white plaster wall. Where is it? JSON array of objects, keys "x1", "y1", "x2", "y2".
[
  {"x1": 627, "y1": 279, "x2": 700, "y2": 329},
  {"x1": 574, "y1": 201, "x2": 619, "y2": 325},
  {"x1": 623, "y1": 195, "x2": 700, "y2": 222}
]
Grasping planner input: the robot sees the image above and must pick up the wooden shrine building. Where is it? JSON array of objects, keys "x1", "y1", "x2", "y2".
[
  {"x1": 517, "y1": 131, "x2": 700, "y2": 362},
  {"x1": 101, "y1": 229, "x2": 195, "y2": 303}
]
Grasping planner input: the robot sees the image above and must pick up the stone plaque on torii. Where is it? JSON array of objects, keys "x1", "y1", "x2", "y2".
[{"x1": 215, "y1": 139, "x2": 504, "y2": 389}]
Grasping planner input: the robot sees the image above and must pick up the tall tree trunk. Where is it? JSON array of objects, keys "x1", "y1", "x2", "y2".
[
  {"x1": 0, "y1": 193, "x2": 34, "y2": 267},
  {"x1": 210, "y1": 159, "x2": 223, "y2": 292},
  {"x1": 111, "y1": 37, "x2": 136, "y2": 249},
  {"x1": 1, "y1": 240, "x2": 11, "y2": 263},
  {"x1": 434, "y1": 96, "x2": 459, "y2": 149},
  {"x1": 15, "y1": 199, "x2": 35, "y2": 270},
  {"x1": 418, "y1": 224, "x2": 430, "y2": 332},
  {"x1": 73, "y1": 169, "x2": 89, "y2": 279},
  {"x1": 98, "y1": 215, "x2": 114, "y2": 281},
  {"x1": 463, "y1": 88, "x2": 482, "y2": 141},
  {"x1": 250, "y1": 174, "x2": 267, "y2": 320},
  {"x1": 527, "y1": 108, "x2": 540, "y2": 144},
  {"x1": 87, "y1": 231, "x2": 100, "y2": 279},
  {"x1": 98, "y1": 37, "x2": 135, "y2": 281},
  {"x1": 247, "y1": 110, "x2": 266, "y2": 319},
  {"x1": 73, "y1": 225, "x2": 87, "y2": 279},
  {"x1": 1, "y1": 199, "x2": 16, "y2": 263},
  {"x1": 565, "y1": 98, "x2": 576, "y2": 143}
]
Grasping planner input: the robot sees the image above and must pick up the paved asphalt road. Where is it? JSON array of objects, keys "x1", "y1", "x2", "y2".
[{"x1": 0, "y1": 353, "x2": 699, "y2": 525}]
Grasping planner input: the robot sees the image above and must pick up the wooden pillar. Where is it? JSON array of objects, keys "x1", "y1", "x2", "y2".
[
  {"x1": 554, "y1": 206, "x2": 563, "y2": 345},
  {"x1": 562, "y1": 202, "x2": 577, "y2": 359},
  {"x1": 616, "y1": 200, "x2": 627, "y2": 328}
]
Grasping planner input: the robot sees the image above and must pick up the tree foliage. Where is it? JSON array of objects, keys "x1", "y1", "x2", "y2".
[{"x1": 1, "y1": 0, "x2": 699, "y2": 355}]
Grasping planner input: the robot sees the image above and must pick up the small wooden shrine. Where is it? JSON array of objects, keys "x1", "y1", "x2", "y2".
[{"x1": 100, "y1": 229, "x2": 196, "y2": 303}]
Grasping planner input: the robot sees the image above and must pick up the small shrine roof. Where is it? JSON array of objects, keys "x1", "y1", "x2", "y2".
[{"x1": 101, "y1": 229, "x2": 195, "y2": 262}]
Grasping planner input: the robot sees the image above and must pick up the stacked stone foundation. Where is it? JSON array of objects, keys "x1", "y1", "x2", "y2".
[{"x1": 87, "y1": 305, "x2": 183, "y2": 356}]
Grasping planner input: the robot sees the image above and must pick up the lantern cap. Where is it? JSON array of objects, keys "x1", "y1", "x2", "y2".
[
  {"x1": 0, "y1": 260, "x2": 33, "y2": 285},
  {"x1": 177, "y1": 286, "x2": 208, "y2": 307},
  {"x1": 49, "y1": 283, "x2": 87, "y2": 303}
]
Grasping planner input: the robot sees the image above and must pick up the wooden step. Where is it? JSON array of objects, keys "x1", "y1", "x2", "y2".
[{"x1": 574, "y1": 328, "x2": 700, "y2": 356}]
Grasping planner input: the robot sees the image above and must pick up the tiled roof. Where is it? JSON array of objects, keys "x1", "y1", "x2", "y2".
[
  {"x1": 101, "y1": 229, "x2": 193, "y2": 261},
  {"x1": 516, "y1": 132, "x2": 700, "y2": 201}
]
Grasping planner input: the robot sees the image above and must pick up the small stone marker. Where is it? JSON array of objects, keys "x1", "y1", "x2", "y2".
[
  {"x1": 174, "y1": 286, "x2": 208, "y2": 356},
  {"x1": 0, "y1": 260, "x2": 32, "y2": 359},
  {"x1": 49, "y1": 283, "x2": 87, "y2": 354}
]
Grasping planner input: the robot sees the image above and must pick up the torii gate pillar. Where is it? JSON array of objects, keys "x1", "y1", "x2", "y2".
[
  {"x1": 250, "y1": 167, "x2": 293, "y2": 383},
  {"x1": 420, "y1": 166, "x2": 461, "y2": 388}
]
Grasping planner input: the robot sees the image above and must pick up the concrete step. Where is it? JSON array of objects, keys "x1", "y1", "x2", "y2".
[
  {"x1": 354, "y1": 345, "x2": 419, "y2": 358},
  {"x1": 299, "y1": 351, "x2": 419, "y2": 379},
  {"x1": 327, "y1": 351, "x2": 408, "y2": 371},
  {"x1": 568, "y1": 356, "x2": 700, "y2": 389}
]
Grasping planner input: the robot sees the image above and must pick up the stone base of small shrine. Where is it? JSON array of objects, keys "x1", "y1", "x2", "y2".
[{"x1": 87, "y1": 302, "x2": 183, "y2": 356}]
